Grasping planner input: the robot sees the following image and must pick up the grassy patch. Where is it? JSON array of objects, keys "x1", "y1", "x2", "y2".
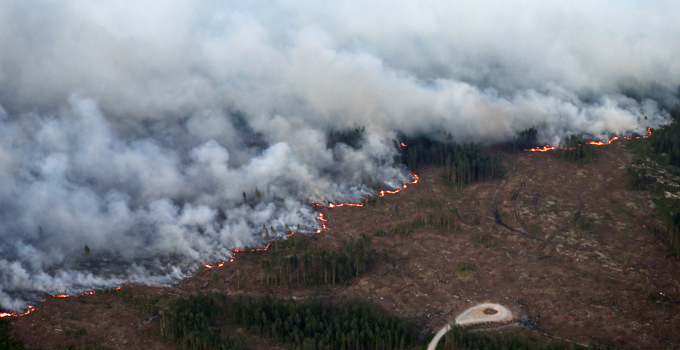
[
  {"x1": 374, "y1": 229, "x2": 387, "y2": 237},
  {"x1": 453, "y1": 262, "x2": 476, "y2": 277}
]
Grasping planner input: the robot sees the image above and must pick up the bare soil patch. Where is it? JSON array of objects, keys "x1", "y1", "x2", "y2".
[{"x1": 484, "y1": 308, "x2": 498, "y2": 315}]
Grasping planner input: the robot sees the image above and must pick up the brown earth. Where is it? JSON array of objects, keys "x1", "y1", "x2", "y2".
[{"x1": 8, "y1": 142, "x2": 680, "y2": 349}]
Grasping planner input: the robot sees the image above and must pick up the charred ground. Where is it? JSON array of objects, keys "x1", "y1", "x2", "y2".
[{"x1": 5, "y1": 140, "x2": 680, "y2": 349}]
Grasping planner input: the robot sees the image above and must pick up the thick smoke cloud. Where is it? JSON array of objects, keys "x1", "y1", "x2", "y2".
[{"x1": 0, "y1": 0, "x2": 677, "y2": 311}]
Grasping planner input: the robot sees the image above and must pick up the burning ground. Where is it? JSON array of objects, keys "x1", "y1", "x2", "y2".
[{"x1": 5, "y1": 140, "x2": 680, "y2": 349}]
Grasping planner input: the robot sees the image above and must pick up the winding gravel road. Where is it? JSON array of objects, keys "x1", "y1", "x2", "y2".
[{"x1": 427, "y1": 303, "x2": 512, "y2": 350}]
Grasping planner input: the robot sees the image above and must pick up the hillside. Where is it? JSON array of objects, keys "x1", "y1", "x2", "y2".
[{"x1": 4, "y1": 140, "x2": 680, "y2": 349}]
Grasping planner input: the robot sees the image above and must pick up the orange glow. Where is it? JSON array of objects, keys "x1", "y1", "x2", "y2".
[
  {"x1": 525, "y1": 128, "x2": 653, "y2": 152},
  {"x1": 0, "y1": 286, "x2": 126, "y2": 317},
  {"x1": 204, "y1": 241, "x2": 275, "y2": 268},
  {"x1": 204, "y1": 261, "x2": 226, "y2": 269},
  {"x1": 315, "y1": 174, "x2": 419, "y2": 207},
  {"x1": 316, "y1": 213, "x2": 328, "y2": 233},
  {"x1": 400, "y1": 143, "x2": 407, "y2": 147},
  {"x1": 526, "y1": 145, "x2": 557, "y2": 152},
  {"x1": 327, "y1": 202, "x2": 364, "y2": 208},
  {"x1": 206, "y1": 174, "x2": 418, "y2": 266},
  {"x1": 50, "y1": 289, "x2": 99, "y2": 298},
  {"x1": 0, "y1": 306, "x2": 35, "y2": 318}
]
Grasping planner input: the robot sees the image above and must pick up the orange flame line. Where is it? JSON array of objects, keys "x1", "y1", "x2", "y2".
[
  {"x1": 525, "y1": 128, "x2": 652, "y2": 152},
  {"x1": 0, "y1": 287, "x2": 126, "y2": 317},
  {"x1": 0, "y1": 306, "x2": 35, "y2": 318},
  {"x1": 204, "y1": 174, "x2": 419, "y2": 268}
]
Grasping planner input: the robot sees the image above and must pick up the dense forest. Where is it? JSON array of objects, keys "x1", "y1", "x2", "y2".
[
  {"x1": 627, "y1": 107, "x2": 680, "y2": 257},
  {"x1": 647, "y1": 108, "x2": 680, "y2": 167},
  {"x1": 647, "y1": 108, "x2": 680, "y2": 257},
  {"x1": 555, "y1": 135, "x2": 594, "y2": 164},
  {"x1": 160, "y1": 293, "x2": 606, "y2": 350},
  {"x1": 327, "y1": 127, "x2": 508, "y2": 189},
  {"x1": 398, "y1": 137, "x2": 505, "y2": 188},
  {"x1": 624, "y1": 166, "x2": 652, "y2": 190},
  {"x1": 327, "y1": 126, "x2": 365, "y2": 149},
  {"x1": 497, "y1": 127, "x2": 541, "y2": 153},
  {"x1": 253, "y1": 233, "x2": 374, "y2": 286},
  {"x1": 0, "y1": 320, "x2": 24, "y2": 350},
  {"x1": 162, "y1": 294, "x2": 417, "y2": 350},
  {"x1": 161, "y1": 295, "x2": 244, "y2": 350}
]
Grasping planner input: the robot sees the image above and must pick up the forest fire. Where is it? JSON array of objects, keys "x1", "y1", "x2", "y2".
[
  {"x1": 525, "y1": 128, "x2": 652, "y2": 152},
  {"x1": 204, "y1": 226, "x2": 310, "y2": 268},
  {"x1": 320, "y1": 202, "x2": 365, "y2": 208},
  {"x1": 50, "y1": 289, "x2": 112, "y2": 299},
  {"x1": 2, "y1": 174, "x2": 419, "y2": 316},
  {"x1": 380, "y1": 174, "x2": 419, "y2": 197},
  {"x1": 316, "y1": 212, "x2": 328, "y2": 233},
  {"x1": 204, "y1": 262, "x2": 226, "y2": 269},
  {"x1": 0, "y1": 306, "x2": 34, "y2": 318},
  {"x1": 314, "y1": 174, "x2": 419, "y2": 208},
  {"x1": 526, "y1": 145, "x2": 557, "y2": 152},
  {"x1": 0, "y1": 288, "x2": 123, "y2": 317},
  {"x1": 206, "y1": 174, "x2": 419, "y2": 268}
]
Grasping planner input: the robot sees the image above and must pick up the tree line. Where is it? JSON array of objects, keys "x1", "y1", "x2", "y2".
[
  {"x1": 160, "y1": 293, "x2": 243, "y2": 350},
  {"x1": 648, "y1": 107, "x2": 680, "y2": 167},
  {"x1": 628, "y1": 106, "x2": 680, "y2": 257},
  {"x1": 555, "y1": 135, "x2": 594, "y2": 164},
  {"x1": 162, "y1": 294, "x2": 417, "y2": 350},
  {"x1": 496, "y1": 127, "x2": 541, "y2": 153},
  {"x1": 0, "y1": 319, "x2": 25, "y2": 350},
  {"x1": 624, "y1": 166, "x2": 652, "y2": 190},
  {"x1": 327, "y1": 126, "x2": 365, "y2": 149},
  {"x1": 650, "y1": 107, "x2": 680, "y2": 257},
  {"x1": 398, "y1": 137, "x2": 505, "y2": 188},
  {"x1": 258, "y1": 234, "x2": 374, "y2": 286}
]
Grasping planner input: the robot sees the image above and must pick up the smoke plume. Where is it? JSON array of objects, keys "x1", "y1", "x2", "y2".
[{"x1": 1, "y1": 0, "x2": 678, "y2": 311}]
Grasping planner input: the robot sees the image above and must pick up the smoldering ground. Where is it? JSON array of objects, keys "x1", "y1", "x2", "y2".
[{"x1": 0, "y1": 0, "x2": 678, "y2": 311}]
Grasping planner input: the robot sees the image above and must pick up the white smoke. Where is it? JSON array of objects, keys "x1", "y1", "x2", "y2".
[
  {"x1": 0, "y1": 95, "x2": 405, "y2": 311},
  {"x1": 0, "y1": 0, "x2": 678, "y2": 311}
]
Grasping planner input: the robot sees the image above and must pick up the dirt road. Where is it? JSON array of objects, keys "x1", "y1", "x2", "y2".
[{"x1": 427, "y1": 303, "x2": 512, "y2": 350}]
